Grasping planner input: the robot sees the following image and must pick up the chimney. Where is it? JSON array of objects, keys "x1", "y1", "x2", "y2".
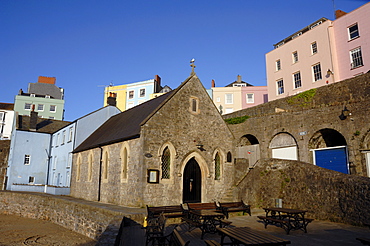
[
  {"x1": 237, "y1": 75, "x2": 242, "y2": 82},
  {"x1": 30, "y1": 105, "x2": 38, "y2": 131},
  {"x1": 154, "y1": 75, "x2": 161, "y2": 93},
  {"x1": 335, "y1": 10, "x2": 347, "y2": 19},
  {"x1": 107, "y1": 92, "x2": 117, "y2": 106},
  {"x1": 38, "y1": 76, "x2": 56, "y2": 84},
  {"x1": 211, "y1": 79, "x2": 215, "y2": 87}
]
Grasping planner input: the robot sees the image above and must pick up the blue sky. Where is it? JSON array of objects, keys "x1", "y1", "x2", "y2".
[{"x1": 1, "y1": 0, "x2": 368, "y2": 121}]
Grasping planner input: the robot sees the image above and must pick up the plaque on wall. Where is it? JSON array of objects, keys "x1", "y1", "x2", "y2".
[{"x1": 147, "y1": 169, "x2": 159, "y2": 183}]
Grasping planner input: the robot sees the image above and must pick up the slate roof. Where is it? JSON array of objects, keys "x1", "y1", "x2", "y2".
[
  {"x1": 0, "y1": 103, "x2": 14, "y2": 110},
  {"x1": 16, "y1": 115, "x2": 71, "y2": 134},
  {"x1": 225, "y1": 81, "x2": 253, "y2": 87},
  {"x1": 73, "y1": 90, "x2": 175, "y2": 153},
  {"x1": 28, "y1": 83, "x2": 64, "y2": 99}
]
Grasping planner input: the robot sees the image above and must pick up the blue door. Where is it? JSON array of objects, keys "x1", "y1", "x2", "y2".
[{"x1": 314, "y1": 147, "x2": 348, "y2": 174}]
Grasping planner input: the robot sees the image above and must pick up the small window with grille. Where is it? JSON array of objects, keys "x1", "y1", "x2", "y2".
[
  {"x1": 161, "y1": 147, "x2": 171, "y2": 179},
  {"x1": 215, "y1": 152, "x2": 221, "y2": 180}
]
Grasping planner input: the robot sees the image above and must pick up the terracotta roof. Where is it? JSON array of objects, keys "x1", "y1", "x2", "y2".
[
  {"x1": 17, "y1": 115, "x2": 71, "y2": 134},
  {"x1": 73, "y1": 90, "x2": 175, "y2": 153},
  {"x1": 0, "y1": 103, "x2": 14, "y2": 110}
]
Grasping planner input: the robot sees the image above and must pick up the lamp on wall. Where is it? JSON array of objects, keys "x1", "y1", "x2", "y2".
[
  {"x1": 339, "y1": 106, "x2": 350, "y2": 120},
  {"x1": 327, "y1": 69, "x2": 334, "y2": 76},
  {"x1": 196, "y1": 144, "x2": 205, "y2": 151}
]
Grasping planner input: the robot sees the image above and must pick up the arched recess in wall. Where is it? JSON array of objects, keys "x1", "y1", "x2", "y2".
[
  {"x1": 360, "y1": 131, "x2": 370, "y2": 177},
  {"x1": 309, "y1": 128, "x2": 349, "y2": 174},
  {"x1": 236, "y1": 134, "x2": 260, "y2": 167},
  {"x1": 158, "y1": 142, "x2": 177, "y2": 183},
  {"x1": 212, "y1": 148, "x2": 225, "y2": 181},
  {"x1": 269, "y1": 132, "x2": 298, "y2": 160},
  {"x1": 181, "y1": 152, "x2": 209, "y2": 203},
  {"x1": 120, "y1": 142, "x2": 130, "y2": 182}
]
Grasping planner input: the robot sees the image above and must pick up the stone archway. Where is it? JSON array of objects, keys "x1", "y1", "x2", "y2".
[
  {"x1": 269, "y1": 132, "x2": 298, "y2": 160},
  {"x1": 236, "y1": 134, "x2": 260, "y2": 167},
  {"x1": 309, "y1": 128, "x2": 349, "y2": 174}
]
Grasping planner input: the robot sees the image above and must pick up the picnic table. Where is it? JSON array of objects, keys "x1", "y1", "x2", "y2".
[
  {"x1": 258, "y1": 207, "x2": 313, "y2": 234},
  {"x1": 185, "y1": 209, "x2": 225, "y2": 239},
  {"x1": 215, "y1": 227, "x2": 291, "y2": 246}
]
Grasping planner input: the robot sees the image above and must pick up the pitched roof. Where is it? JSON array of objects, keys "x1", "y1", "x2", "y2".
[
  {"x1": 16, "y1": 115, "x2": 71, "y2": 134},
  {"x1": 0, "y1": 102, "x2": 14, "y2": 110},
  {"x1": 73, "y1": 90, "x2": 175, "y2": 153},
  {"x1": 28, "y1": 82, "x2": 64, "y2": 99}
]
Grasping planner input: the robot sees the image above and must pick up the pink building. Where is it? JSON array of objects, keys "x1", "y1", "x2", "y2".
[
  {"x1": 266, "y1": 2, "x2": 370, "y2": 101},
  {"x1": 211, "y1": 75, "x2": 268, "y2": 115},
  {"x1": 332, "y1": 3, "x2": 370, "y2": 81}
]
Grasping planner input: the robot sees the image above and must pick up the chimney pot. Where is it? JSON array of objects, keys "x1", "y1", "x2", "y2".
[{"x1": 211, "y1": 79, "x2": 215, "y2": 87}]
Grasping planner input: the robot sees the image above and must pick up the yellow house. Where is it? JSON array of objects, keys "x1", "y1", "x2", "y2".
[{"x1": 104, "y1": 84, "x2": 127, "y2": 112}]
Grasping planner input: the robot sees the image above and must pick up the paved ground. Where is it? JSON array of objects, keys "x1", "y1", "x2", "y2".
[
  {"x1": 121, "y1": 209, "x2": 370, "y2": 245},
  {"x1": 1, "y1": 205, "x2": 369, "y2": 245}
]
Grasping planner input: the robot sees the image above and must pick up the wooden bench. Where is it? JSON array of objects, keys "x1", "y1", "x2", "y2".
[
  {"x1": 145, "y1": 213, "x2": 167, "y2": 246},
  {"x1": 186, "y1": 202, "x2": 221, "y2": 211},
  {"x1": 357, "y1": 238, "x2": 370, "y2": 245},
  {"x1": 147, "y1": 205, "x2": 184, "y2": 219},
  {"x1": 219, "y1": 200, "x2": 251, "y2": 219},
  {"x1": 258, "y1": 215, "x2": 313, "y2": 235},
  {"x1": 204, "y1": 239, "x2": 221, "y2": 246}
]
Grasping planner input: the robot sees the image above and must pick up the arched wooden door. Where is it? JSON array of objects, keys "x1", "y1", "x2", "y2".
[{"x1": 183, "y1": 157, "x2": 201, "y2": 203}]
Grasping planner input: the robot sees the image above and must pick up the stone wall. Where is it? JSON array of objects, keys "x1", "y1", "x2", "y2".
[
  {"x1": 0, "y1": 140, "x2": 10, "y2": 190},
  {"x1": 225, "y1": 73, "x2": 370, "y2": 176},
  {"x1": 238, "y1": 158, "x2": 370, "y2": 225},
  {"x1": 0, "y1": 191, "x2": 144, "y2": 243}
]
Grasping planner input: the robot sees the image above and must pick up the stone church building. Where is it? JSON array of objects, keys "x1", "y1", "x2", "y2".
[{"x1": 71, "y1": 73, "x2": 235, "y2": 207}]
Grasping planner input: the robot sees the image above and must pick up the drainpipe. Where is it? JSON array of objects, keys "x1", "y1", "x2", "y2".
[
  {"x1": 45, "y1": 134, "x2": 53, "y2": 193},
  {"x1": 98, "y1": 146, "x2": 103, "y2": 201}
]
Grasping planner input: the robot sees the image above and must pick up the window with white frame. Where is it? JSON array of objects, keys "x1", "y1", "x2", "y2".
[
  {"x1": 348, "y1": 23, "x2": 359, "y2": 40},
  {"x1": 53, "y1": 156, "x2": 57, "y2": 169},
  {"x1": 67, "y1": 152, "x2": 72, "y2": 168},
  {"x1": 225, "y1": 94, "x2": 233, "y2": 104},
  {"x1": 128, "y1": 90, "x2": 134, "y2": 99},
  {"x1": 350, "y1": 47, "x2": 364, "y2": 69},
  {"x1": 139, "y1": 88, "x2": 145, "y2": 97},
  {"x1": 37, "y1": 104, "x2": 44, "y2": 111},
  {"x1": 246, "y1": 93, "x2": 254, "y2": 104},
  {"x1": 292, "y1": 51, "x2": 298, "y2": 63},
  {"x1": 68, "y1": 127, "x2": 73, "y2": 142},
  {"x1": 293, "y1": 71, "x2": 302, "y2": 89},
  {"x1": 50, "y1": 105, "x2": 56, "y2": 112},
  {"x1": 311, "y1": 42, "x2": 318, "y2": 55},
  {"x1": 56, "y1": 133, "x2": 60, "y2": 147},
  {"x1": 216, "y1": 97, "x2": 220, "y2": 103},
  {"x1": 62, "y1": 130, "x2": 66, "y2": 145},
  {"x1": 49, "y1": 117, "x2": 54, "y2": 119},
  {"x1": 0, "y1": 112, "x2": 4, "y2": 122},
  {"x1": 24, "y1": 103, "x2": 32, "y2": 110},
  {"x1": 276, "y1": 59, "x2": 281, "y2": 71},
  {"x1": 277, "y1": 79, "x2": 284, "y2": 95},
  {"x1": 312, "y1": 63, "x2": 322, "y2": 81},
  {"x1": 24, "y1": 155, "x2": 30, "y2": 165}
]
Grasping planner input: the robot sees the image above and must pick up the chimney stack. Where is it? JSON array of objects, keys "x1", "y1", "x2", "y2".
[
  {"x1": 107, "y1": 92, "x2": 117, "y2": 106},
  {"x1": 335, "y1": 10, "x2": 347, "y2": 19},
  {"x1": 38, "y1": 76, "x2": 56, "y2": 84},
  {"x1": 30, "y1": 105, "x2": 38, "y2": 131},
  {"x1": 237, "y1": 75, "x2": 242, "y2": 82},
  {"x1": 211, "y1": 79, "x2": 215, "y2": 87},
  {"x1": 154, "y1": 75, "x2": 161, "y2": 93}
]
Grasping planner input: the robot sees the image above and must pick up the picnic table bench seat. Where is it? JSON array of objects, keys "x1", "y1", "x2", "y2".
[
  {"x1": 219, "y1": 200, "x2": 251, "y2": 219},
  {"x1": 166, "y1": 228, "x2": 190, "y2": 246},
  {"x1": 146, "y1": 205, "x2": 184, "y2": 219},
  {"x1": 204, "y1": 239, "x2": 221, "y2": 246},
  {"x1": 257, "y1": 215, "x2": 314, "y2": 235}
]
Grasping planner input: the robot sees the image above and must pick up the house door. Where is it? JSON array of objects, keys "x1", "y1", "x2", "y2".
[{"x1": 183, "y1": 157, "x2": 201, "y2": 203}]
